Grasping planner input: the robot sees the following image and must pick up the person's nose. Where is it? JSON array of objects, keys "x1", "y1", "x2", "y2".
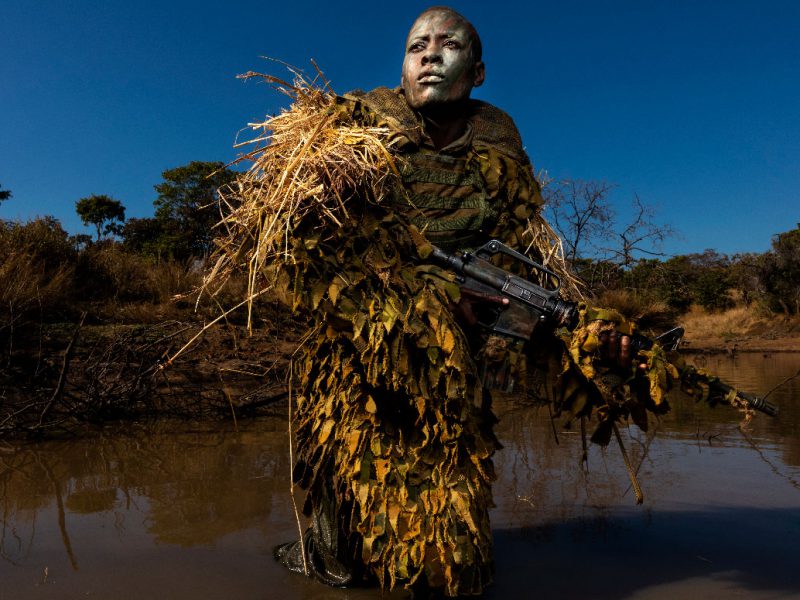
[{"x1": 421, "y1": 46, "x2": 442, "y2": 65}]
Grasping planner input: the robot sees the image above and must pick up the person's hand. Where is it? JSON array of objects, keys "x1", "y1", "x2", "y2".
[
  {"x1": 452, "y1": 287, "x2": 509, "y2": 327},
  {"x1": 598, "y1": 330, "x2": 647, "y2": 371}
]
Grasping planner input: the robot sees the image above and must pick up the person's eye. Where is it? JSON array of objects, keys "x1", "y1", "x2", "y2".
[
  {"x1": 408, "y1": 42, "x2": 424, "y2": 53},
  {"x1": 444, "y1": 40, "x2": 461, "y2": 49}
]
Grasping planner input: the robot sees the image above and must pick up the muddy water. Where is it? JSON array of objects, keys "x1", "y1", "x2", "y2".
[{"x1": 1, "y1": 353, "x2": 799, "y2": 600}]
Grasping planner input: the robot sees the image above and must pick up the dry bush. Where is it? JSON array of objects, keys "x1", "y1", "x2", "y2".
[
  {"x1": 105, "y1": 300, "x2": 190, "y2": 324},
  {"x1": 144, "y1": 259, "x2": 203, "y2": 305},
  {"x1": 195, "y1": 272, "x2": 250, "y2": 319},
  {"x1": 75, "y1": 245, "x2": 207, "y2": 323},
  {"x1": 679, "y1": 305, "x2": 768, "y2": 343},
  {"x1": 0, "y1": 218, "x2": 78, "y2": 339},
  {"x1": 0, "y1": 217, "x2": 75, "y2": 263},
  {"x1": 79, "y1": 244, "x2": 202, "y2": 305},
  {"x1": 0, "y1": 250, "x2": 74, "y2": 328}
]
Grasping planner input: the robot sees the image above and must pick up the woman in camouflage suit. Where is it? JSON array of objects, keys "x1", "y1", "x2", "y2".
[{"x1": 274, "y1": 7, "x2": 657, "y2": 596}]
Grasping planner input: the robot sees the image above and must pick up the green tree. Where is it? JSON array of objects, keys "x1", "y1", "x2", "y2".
[
  {"x1": 685, "y1": 250, "x2": 733, "y2": 311},
  {"x1": 570, "y1": 257, "x2": 622, "y2": 294},
  {"x1": 75, "y1": 194, "x2": 126, "y2": 240},
  {"x1": 730, "y1": 253, "x2": 763, "y2": 307},
  {"x1": 623, "y1": 257, "x2": 693, "y2": 312},
  {"x1": 620, "y1": 251, "x2": 733, "y2": 313},
  {"x1": 152, "y1": 161, "x2": 237, "y2": 260},
  {"x1": 122, "y1": 217, "x2": 169, "y2": 259},
  {"x1": 759, "y1": 224, "x2": 800, "y2": 314}
]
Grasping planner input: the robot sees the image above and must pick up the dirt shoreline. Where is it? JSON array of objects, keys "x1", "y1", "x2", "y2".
[
  {"x1": 0, "y1": 318, "x2": 301, "y2": 437},
  {"x1": 681, "y1": 337, "x2": 800, "y2": 354},
  {"x1": 674, "y1": 306, "x2": 800, "y2": 354}
]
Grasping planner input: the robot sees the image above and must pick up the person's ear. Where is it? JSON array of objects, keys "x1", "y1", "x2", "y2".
[{"x1": 473, "y1": 61, "x2": 485, "y2": 88}]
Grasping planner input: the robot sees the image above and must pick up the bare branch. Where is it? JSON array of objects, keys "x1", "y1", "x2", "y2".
[
  {"x1": 543, "y1": 179, "x2": 615, "y2": 263},
  {"x1": 603, "y1": 194, "x2": 675, "y2": 268}
]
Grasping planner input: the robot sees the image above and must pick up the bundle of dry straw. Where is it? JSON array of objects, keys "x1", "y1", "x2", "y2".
[
  {"x1": 521, "y1": 210, "x2": 585, "y2": 300},
  {"x1": 202, "y1": 67, "x2": 399, "y2": 326}
]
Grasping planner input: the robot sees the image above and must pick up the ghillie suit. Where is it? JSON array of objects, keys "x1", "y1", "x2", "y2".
[{"x1": 206, "y1": 72, "x2": 686, "y2": 596}]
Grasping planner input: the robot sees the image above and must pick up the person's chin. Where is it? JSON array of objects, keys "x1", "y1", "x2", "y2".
[{"x1": 411, "y1": 90, "x2": 447, "y2": 109}]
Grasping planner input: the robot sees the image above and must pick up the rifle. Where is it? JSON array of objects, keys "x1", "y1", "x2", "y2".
[{"x1": 429, "y1": 239, "x2": 779, "y2": 417}]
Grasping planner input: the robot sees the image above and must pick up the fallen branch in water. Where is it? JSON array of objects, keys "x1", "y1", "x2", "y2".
[
  {"x1": 1, "y1": 316, "x2": 297, "y2": 438},
  {"x1": 38, "y1": 312, "x2": 85, "y2": 427}
]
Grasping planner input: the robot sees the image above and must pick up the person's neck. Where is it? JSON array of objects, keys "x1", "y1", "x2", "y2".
[{"x1": 419, "y1": 101, "x2": 470, "y2": 151}]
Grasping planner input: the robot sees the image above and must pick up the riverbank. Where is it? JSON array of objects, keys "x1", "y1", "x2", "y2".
[
  {"x1": 678, "y1": 306, "x2": 800, "y2": 353},
  {"x1": 2, "y1": 303, "x2": 798, "y2": 438},
  {"x1": 0, "y1": 307, "x2": 302, "y2": 437}
]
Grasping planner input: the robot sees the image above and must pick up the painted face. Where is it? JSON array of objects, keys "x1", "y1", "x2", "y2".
[{"x1": 401, "y1": 10, "x2": 485, "y2": 110}]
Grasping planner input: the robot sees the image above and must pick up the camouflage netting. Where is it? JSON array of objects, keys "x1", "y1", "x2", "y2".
[
  {"x1": 204, "y1": 70, "x2": 705, "y2": 595},
  {"x1": 554, "y1": 306, "x2": 677, "y2": 445}
]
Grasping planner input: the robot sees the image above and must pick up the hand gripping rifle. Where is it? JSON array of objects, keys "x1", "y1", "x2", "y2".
[{"x1": 428, "y1": 239, "x2": 779, "y2": 417}]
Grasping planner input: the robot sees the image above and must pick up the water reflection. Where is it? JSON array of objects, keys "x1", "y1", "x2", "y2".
[
  {"x1": 680, "y1": 352, "x2": 800, "y2": 467},
  {"x1": 1, "y1": 422, "x2": 290, "y2": 570},
  {"x1": 1, "y1": 353, "x2": 798, "y2": 599}
]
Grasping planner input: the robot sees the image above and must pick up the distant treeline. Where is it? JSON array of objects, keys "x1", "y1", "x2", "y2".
[
  {"x1": 1, "y1": 163, "x2": 799, "y2": 339},
  {"x1": 541, "y1": 178, "x2": 800, "y2": 319},
  {"x1": 0, "y1": 161, "x2": 242, "y2": 335},
  {"x1": 573, "y1": 240, "x2": 800, "y2": 317}
]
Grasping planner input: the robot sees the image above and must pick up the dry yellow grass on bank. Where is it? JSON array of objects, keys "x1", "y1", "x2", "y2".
[{"x1": 679, "y1": 305, "x2": 800, "y2": 352}]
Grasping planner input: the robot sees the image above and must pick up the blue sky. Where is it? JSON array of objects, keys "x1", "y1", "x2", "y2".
[{"x1": 2, "y1": 0, "x2": 798, "y2": 256}]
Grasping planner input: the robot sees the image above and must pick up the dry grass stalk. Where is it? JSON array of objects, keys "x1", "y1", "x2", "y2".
[
  {"x1": 530, "y1": 170, "x2": 584, "y2": 301},
  {"x1": 203, "y1": 67, "x2": 398, "y2": 330},
  {"x1": 522, "y1": 213, "x2": 585, "y2": 301},
  {"x1": 286, "y1": 358, "x2": 309, "y2": 575}
]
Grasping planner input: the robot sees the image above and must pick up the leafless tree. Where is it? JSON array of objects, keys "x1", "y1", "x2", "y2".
[
  {"x1": 542, "y1": 178, "x2": 676, "y2": 277},
  {"x1": 543, "y1": 179, "x2": 615, "y2": 263},
  {"x1": 604, "y1": 194, "x2": 675, "y2": 268}
]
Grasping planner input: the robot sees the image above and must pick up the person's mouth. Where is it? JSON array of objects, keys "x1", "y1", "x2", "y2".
[{"x1": 418, "y1": 72, "x2": 445, "y2": 83}]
